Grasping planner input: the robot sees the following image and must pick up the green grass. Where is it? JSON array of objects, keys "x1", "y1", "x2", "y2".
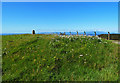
[{"x1": 2, "y1": 34, "x2": 119, "y2": 81}]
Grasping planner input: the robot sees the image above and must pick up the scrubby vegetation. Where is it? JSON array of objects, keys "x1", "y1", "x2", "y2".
[{"x1": 2, "y1": 34, "x2": 119, "y2": 81}]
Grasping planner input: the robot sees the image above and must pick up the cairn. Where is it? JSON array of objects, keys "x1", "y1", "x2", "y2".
[{"x1": 32, "y1": 30, "x2": 35, "y2": 34}]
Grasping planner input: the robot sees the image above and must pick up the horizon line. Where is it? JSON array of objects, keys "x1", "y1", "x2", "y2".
[{"x1": 0, "y1": 30, "x2": 119, "y2": 34}]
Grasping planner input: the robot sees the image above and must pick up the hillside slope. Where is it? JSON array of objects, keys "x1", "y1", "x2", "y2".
[{"x1": 2, "y1": 34, "x2": 119, "y2": 81}]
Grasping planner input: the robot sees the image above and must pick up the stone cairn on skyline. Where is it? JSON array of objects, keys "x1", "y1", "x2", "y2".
[{"x1": 32, "y1": 30, "x2": 35, "y2": 34}]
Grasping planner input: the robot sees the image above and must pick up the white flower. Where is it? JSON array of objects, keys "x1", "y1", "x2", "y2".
[
  {"x1": 80, "y1": 55, "x2": 83, "y2": 56},
  {"x1": 104, "y1": 42, "x2": 107, "y2": 43},
  {"x1": 98, "y1": 37, "x2": 101, "y2": 40}
]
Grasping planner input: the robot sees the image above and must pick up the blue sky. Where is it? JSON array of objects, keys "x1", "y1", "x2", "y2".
[{"x1": 2, "y1": 2, "x2": 118, "y2": 33}]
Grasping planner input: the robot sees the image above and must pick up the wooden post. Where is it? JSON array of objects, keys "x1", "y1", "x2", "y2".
[
  {"x1": 94, "y1": 31, "x2": 96, "y2": 36},
  {"x1": 60, "y1": 32, "x2": 62, "y2": 35},
  {"x1": 108, "y1": 32, "x2": 110, "y2": 40},
  {"x1": 70, "y1": 32, "x2": 71, "y2": 35},
  {"x1": 76, "y1": 31, "x2": 78, "y2": 35},
  {"x1": 32, "y1": 30, "x2": 35, "y2": 34},
  {"x1": 64, "y1": 32, "x2": 65, "y2": 35},
  {"x1": 84, "y1": 31, "x2": 86, "y2": 36}
]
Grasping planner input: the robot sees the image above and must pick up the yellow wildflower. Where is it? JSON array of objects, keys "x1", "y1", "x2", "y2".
[
  {"x1": 34, "y1": 59, "x2": 36, "y2": 62},
  {"x1": 43, "y1": 59, "x2": 45, "y2": 61},
  {"x1": 22, "y1": 56, "x2": 24, "y2": 59}
]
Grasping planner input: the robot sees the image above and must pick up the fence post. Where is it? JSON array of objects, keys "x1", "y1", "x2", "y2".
[
  {"x1": 108, "y1": 32, "x2": 110, "y2": 40},
  {"x1": 60, "y1": 32, "x2": 62, "y2": 35},
  {"x1": 32, "y1": 30, "x2": 35, "y2": 34},
  {"x1": 94, "y1": 31, "x2": 96, "y2": 36},
  {"x1": 84, "y1": 31, "x2": 86, "y2": 36},
  {"x1": 77, "y1": 31, "x2": 78, "y2": 35},
  {"x1": 64, "y1": 32, "x2": 65, "y2": 35},
  {"x1": 70, "y1": 32, "x2": 71, "y2": 35}
]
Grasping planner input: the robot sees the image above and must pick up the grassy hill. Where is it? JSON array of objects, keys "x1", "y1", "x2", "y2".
[{"x1": 2, "y1": 34, "x2": 119, "y2": 81}]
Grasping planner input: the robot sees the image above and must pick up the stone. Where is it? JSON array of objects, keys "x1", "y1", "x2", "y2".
[{"x1": 32, "y1": 30, "x2": 35, "y2": 34}]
